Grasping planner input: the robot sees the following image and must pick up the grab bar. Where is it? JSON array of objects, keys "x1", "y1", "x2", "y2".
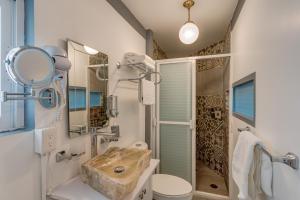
[
  {"x1": 237, "y1": 126, "x2": 251, "y2": 132},
  {"x1": 238, "y1": 127, "x2": 299, "y2": 170}
]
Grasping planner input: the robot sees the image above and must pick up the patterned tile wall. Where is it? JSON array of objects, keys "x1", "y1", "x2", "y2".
[
  {"x1": 223, "y1": 91, "x2": 230, "y2": 187},
  {"x1": 196, "y1": 95, "x2": 225, "y2": 175},
  {"x1": 194, "y1": 30, "x2": 230, "y2": 179},
  {"x1": 153, "y1": 39, "x2": 168, "y2": 60},
  {"x1": 192, "y1": 27, "x2": 230, "y2": 57},
  {"x1": 89, "y1": 106, "x2": 107, "y2": 127},
  {"x1": 193, "y1": 40, "x2": 227, "y2": 56},
  {"x1": 223, "y1": 29, "x2": 230, "y2": 187}
]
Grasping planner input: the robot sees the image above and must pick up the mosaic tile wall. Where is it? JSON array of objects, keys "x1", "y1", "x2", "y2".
[
  {"x1": 153, "y1": 39, "x2": 168, "y2": 60},
  {"x1": 196, "y1": 95, "x2": 225, "y2": 175},
  {"x1": 193, "y1": 40, "x2": 228, "y2": 56},
  {"x1": 195, "y1": 31, "x2": 230, "y2": 179},
  {"x1": 89, "y1": 52, "x2": 108, "y2": 129},
  {"x1": 223, "y1": 29, "x2": 230, "y2": 187},
  {"x1": 223, "y1": 90, "x2": 230, "y2": 187},
  {"x1": 192, "y1": 27, "x2": 230, "y2": 57},
  {"x1": 89, "y1": 52, "x2": 108, "y2": 65},
  {"x1": 89, "y1": 106, "x2": 107, "y2": 127}
]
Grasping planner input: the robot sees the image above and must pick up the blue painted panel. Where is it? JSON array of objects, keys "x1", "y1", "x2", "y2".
[
  {"x1": 69, "y1": 88, "x2": 86, "y2": 111},
  {"x1": 233, "y1": 80, "x2": 255, "y2": 120},
  {"x1": 90, "y1": 92, "x2": 102, "y2": 108},
  {"x1": 24, "y1": 0, "x2": 35, "y2": 130},
  {"x1": 25, "y1": 0, "x2": 35, "y2": 45}
]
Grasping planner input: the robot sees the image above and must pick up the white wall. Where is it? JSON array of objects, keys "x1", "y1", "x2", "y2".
[
  {"x1": 230, "y1": 0, "x2": 300, "y2": 199},
  {"x1": 0, "y1": 131, "x2": 41, "y2": 200},
  {"x1": 0, "y1": 0, "x2": 146, "y2": 199}
]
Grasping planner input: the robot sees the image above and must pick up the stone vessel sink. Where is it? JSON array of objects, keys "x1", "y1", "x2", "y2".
[{"x1": 81, "y1": 147, "x2": 151, "y2": 200}]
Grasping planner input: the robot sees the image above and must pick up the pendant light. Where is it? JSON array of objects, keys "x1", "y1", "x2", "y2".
[{"x1": 179, "y1": 0, "x2": 199, "y2": 44}]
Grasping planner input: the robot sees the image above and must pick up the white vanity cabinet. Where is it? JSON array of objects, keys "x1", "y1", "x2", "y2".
[
  {"x1": 135, "y1": 178, "x2": 153, "y2": 200},
  {"x1": 126, "y1": 159, "x2": 158, "y2": 200}
]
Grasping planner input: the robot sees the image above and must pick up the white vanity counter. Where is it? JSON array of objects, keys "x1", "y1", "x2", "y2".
[{"x1": 49, "y1": 159, "x2": 159, "y2": 200}]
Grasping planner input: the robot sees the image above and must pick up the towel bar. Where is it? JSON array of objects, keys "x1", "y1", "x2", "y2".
[
  {"x1": 237, "y1": 126, "x2": 251, "y2": 132},
  {"x1": 117, "y1": 71, "x2": 162, "y2": 85},
  {"x1": 238, "y1": 127, "x2": 299, "y2": 170}
]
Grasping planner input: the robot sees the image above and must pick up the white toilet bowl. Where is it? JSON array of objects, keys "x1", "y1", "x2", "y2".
[{"x1": 152, "y1": 174, "x2": 193, "y2": 200}]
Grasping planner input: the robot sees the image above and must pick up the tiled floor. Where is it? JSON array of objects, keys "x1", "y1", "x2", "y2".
[
  {"x1": 193, "y1": 192, "x2": 229, "y2": 200},
  {"x1": 193, "y1": 197, "x2": 212, "y2": 200},
  {"x1": 196, "y1": 160, "x2": 229, "y2": 196},
  {"x1": 193, "y1": 196, "x2": 213, "y2": 200}
]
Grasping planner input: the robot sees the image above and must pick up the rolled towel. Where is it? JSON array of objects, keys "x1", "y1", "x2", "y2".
[{"x1": 123, "y1": 52, "x2": 155, "y2": 70}]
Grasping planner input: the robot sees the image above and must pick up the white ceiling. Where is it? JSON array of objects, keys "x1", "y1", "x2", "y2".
[{"x1": 122, "y1": 0, "x2": 238, "y2": 58}]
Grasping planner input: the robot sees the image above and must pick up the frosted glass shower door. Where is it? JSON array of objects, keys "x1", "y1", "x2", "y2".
[{"x1": 156, "y1": 61, "x2": 195, "y2": 185}]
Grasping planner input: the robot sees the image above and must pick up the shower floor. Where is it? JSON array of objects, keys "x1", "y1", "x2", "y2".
[{"x1": 196, "y1": 160, "x2": 228, "y2": 196}]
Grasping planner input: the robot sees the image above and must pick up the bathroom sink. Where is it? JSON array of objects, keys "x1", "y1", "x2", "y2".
[{"x1": 81, "y1": 147, "x2": 151, "y2": 200}]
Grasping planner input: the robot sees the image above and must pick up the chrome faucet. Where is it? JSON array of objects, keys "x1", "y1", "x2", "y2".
[{"x1": 91, "y1": 125, "x2": 120, "y2": 157}]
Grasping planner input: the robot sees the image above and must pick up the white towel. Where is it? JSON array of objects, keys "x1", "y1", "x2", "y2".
[
  {"x1": 260, "y1": 152, "x2": 273, "y2": 197},
  {"x1": 141, "y1": 79, "x2": 155, "y2": 105},
  {"x1": 232, "y1": 131, "x2": 263, "y2": 200},
  {"x1": 123, "y1": 52, "x2": 155, "y2": 70},
  {"x1": 233, "y1": 131, "x2": 273, "y2": 199}
]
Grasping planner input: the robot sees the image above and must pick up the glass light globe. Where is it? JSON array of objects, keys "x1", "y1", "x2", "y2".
[{"x1": 179, "y1": 22, "x2": 199, "y2": 44}]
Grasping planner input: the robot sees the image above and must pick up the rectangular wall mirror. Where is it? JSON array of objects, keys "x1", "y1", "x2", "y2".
[{"x1": 67, "y1": 40, "x2": 109, "y2": 138}]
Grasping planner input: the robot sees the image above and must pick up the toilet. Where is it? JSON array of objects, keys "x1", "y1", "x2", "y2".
[
  {"x1": 152, "y1": 174, "x2": 193, "y2": 200},
  {"x1": 132, "y1": 141, "x2": 193, "y2": 200}
]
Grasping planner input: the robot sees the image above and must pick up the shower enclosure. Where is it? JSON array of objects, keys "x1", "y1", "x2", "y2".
[
  {"x1": 154, "y1": 54, "x2": 230, "y2": 198},
  {"x1": 195, "y1": 57, "x2": 230, "y2": 197},
  {"x1": 155, "y1": 60, "x2": 196, "y2": 187}
]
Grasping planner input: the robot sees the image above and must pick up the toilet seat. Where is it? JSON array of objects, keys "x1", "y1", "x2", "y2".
[{"x1": 152, "y1": 174, "x2": 193, "y2": 198}]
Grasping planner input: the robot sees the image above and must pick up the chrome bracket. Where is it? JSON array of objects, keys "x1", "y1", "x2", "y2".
[
  {"x1": 238, "y1": 126, "x2": 299, "y2": 170},
  {"x1": 56, "y1": 150, "x2": 85, "y2": 163},
  {"x1": 273, "y1": 152, "x2": 299, "y2": 170},
  {"x1": 0, "y1": 91, "x2": 36, "y2": 102},
  {"x1": 237, "y1": 126, "x2": 251, "y2": 132},
  {"x1": 38, "y1": 88, "x2": 57, "y2": 109},
  {"x1": 0, "y1": 88, "x2": 57, "y2": 109}
]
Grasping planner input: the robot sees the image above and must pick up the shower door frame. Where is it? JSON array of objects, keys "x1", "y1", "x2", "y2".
[
  {"x1": 155, "y1": 58, "x2": 197, "y2": 190},
  {"x1": 154, "y1": 54, "x2": 231, "y2": 191}
]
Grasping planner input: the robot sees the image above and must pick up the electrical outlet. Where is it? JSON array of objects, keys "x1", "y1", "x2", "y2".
[{"x1": 35, "y1": 127, "x2": 57, "y2": 155}]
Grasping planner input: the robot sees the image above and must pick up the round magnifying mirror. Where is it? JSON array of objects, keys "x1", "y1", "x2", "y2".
[{"x1": 5, "y1": 46, "x2": 55, "y2": 89}]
